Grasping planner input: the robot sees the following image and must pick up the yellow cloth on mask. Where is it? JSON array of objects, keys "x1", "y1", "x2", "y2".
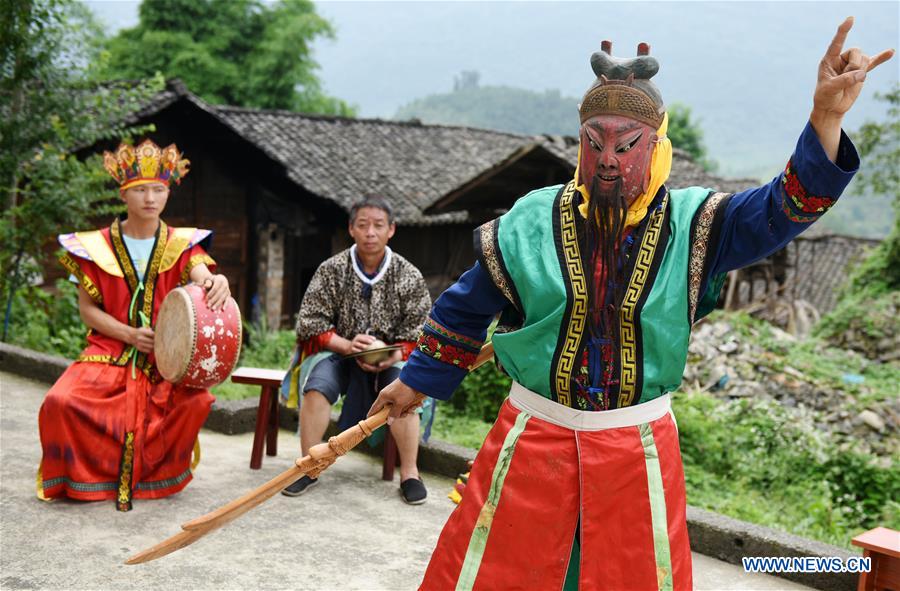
[{"x1": 575, "y1": 112, "x2": 672, "y2": 227}]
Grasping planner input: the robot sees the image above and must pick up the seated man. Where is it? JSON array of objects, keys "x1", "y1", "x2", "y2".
[
  {"x1": 282, "y1": 195, "x2": 432, "y2": 504},
  {"x1": 37, "y1": 139, "x2": 231, "y2": 511}
]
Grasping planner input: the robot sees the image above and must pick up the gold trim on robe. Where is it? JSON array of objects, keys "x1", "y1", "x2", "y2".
[
  {"x1": 159, "y1": 227, "x2": 199, "y2": 273},
  {"x1": 59, "y1": 231, "x2": 124, "y2": 278}
]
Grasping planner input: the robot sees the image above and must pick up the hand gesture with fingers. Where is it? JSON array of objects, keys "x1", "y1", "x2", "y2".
[{"x1": 813, "y1": 17, "x2": 894, "y2": 119}]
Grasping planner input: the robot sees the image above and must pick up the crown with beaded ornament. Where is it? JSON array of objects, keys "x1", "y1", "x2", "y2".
[{"x1": 102, "y1": 139, "x2": 190, "y2": 191}]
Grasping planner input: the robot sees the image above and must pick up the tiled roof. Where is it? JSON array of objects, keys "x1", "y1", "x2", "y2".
[
  {"x1": 136, "y1": 81, "x2": 761, "y2": 224},
  {"x1": 214, "y1": 105, "x2": 544, "y2": 225},
  {"x1": 785, "y1": 233, "x2": 879, "y2": 314},
  {"x1": 669, "y1": 149, "x2": 759, "y2": 195}
]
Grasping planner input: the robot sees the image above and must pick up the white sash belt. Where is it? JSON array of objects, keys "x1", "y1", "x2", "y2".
[{"x1": 508, "y1": 381, "x2": 671, "y2": 431}]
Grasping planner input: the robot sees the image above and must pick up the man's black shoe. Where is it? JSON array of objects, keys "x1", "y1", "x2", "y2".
[
  {"x1": 282, "y1": 475, "x2": 319, "y2": 497},
  {"x1": 400, "y1": 477, "x2": 427, "y2": 505}
]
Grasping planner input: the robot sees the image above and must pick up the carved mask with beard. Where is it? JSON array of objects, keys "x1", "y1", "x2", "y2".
[{"x1": 578, "y1": 114, "x2": 657, "y2": 334}]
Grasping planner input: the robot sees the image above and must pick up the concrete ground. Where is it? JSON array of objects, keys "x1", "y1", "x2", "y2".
[{"x1": 1, "y1": 370, "x2": 810, "y2": 590}]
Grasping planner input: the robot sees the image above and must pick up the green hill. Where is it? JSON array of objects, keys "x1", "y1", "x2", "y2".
[{"x1": 395, "y1": 74, "x2": 579, "y2": 137}]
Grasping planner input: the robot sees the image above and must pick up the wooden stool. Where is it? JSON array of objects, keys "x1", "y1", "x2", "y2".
[
  {"x1": 852, "y1": 527, "x2": 900, "y2": 591},
  {"x1": 381, "y1": 430, "x2": 400, "y2": 481},
  {"x1": 229, "y1": 366, "x2": 400, "y2": 477},
  {"x1": 231, "y1": 367, "x2": 284, "y2": 470}
]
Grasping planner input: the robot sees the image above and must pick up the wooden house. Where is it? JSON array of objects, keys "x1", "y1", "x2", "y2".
[
  {"x1": 56, "y1": 80, "x2": 864, "y2": 331},
  {"x1": 56, "y1": 81, "x2": 573, "y2": 327}
]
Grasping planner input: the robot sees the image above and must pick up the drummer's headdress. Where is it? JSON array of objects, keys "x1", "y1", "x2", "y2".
[
  {"x1": 578, "y1": 41, "x2": 665, "y2": 127},
  {"x1": 103, "y1": 139, "x2": 190, "y2": 192}
]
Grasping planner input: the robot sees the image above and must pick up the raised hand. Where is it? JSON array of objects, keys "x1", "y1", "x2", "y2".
[
  {"x1": 813, "y1": 17, "x2": 894, "y2": 118},
  {"x1": 810, "y1": 17, "x2": 894, "y2": 161}
]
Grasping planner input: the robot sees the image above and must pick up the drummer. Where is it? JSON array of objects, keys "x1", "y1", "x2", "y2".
[
  {"x1": 36, "y1": 139, "x2": 231, "y2": 511},
  {"x1": 282, "y1": 195, "x2": 432, "y2": 504}
]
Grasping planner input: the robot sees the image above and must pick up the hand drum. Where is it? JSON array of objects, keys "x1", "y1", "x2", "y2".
[{"x1": 155, "y1": 284, "x2": 242, "y2": 389}]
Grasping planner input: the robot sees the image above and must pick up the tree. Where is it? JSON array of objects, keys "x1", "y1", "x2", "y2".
[
  {"x1": 99, "y1": 0, "x2": 354, "y2": 115},
  {"x1": 844, "y1": 85, "x2": 900, "y2": 292},
  {"x1": 666, "y1": 103, "x2": 715, "y2": 171},
  {"x1": 855, "y1": 86, "x2": 900, "y2": 258},
  {"x1": 815, "y1": 85, "x2": 900, "y2": 349},
  {"x1": 0, "y1": 0, "x2": 163, "y2": 341}
]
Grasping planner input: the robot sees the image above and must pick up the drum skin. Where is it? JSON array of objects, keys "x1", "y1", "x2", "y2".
[{"x1": 155, "y1": 284, "x2": 242, "y2": 388}]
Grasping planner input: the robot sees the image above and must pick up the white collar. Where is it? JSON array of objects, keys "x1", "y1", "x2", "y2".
[{"x1": 350, "y1": 244, "x2": 392, "y2": 286}]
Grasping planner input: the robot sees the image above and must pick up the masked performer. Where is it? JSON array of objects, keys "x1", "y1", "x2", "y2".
[
  {"x1": 370, "y1": 19, "x2": 893, "y2": 589},
  {"x1": 37, "y1": 139, "x2": 231, "y2": 511}
]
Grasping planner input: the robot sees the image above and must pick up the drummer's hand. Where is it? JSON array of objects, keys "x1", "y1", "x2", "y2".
[
  {"x1": 368, "y1": 378, "x2": 424, "y2": 425},
  {"x1": 202, "y1": 275, "x2": 230, "y2": 311},
  {"x1": 131, "y1": 327, "x2": 155, "y2": 354},
  {"x1": 349, "y1": 333, "x2": 376, "y2": 354}
]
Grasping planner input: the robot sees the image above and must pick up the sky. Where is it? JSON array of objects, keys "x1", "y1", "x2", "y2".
[{"x1": 85, "y1": 1, "x2": 899, "y2": 178}]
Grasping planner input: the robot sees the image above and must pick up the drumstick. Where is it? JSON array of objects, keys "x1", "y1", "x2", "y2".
[{"x1": 126, "y1": 341, "x2": 497, "y2": 565}]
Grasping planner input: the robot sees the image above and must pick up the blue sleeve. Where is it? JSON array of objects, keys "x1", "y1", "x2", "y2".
[
  {"x1": 399, "y1": 261, "x2": 510, "y2": 400},
  {"x1": 708, "y1": 121, "x2": 859, "y2": 277}
]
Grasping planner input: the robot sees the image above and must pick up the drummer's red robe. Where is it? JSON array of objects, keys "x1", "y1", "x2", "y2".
[{"x1": 37, "y1": 219, "x2": 216, "y2": 511}]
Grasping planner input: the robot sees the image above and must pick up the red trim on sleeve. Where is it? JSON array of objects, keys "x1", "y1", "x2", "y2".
[
  {"x1": 301, "y1": 330, "x2": 336, "y2": 357},
  {"x1": 397, "y1": 341, "x2": 417, "y2": 361},
  {"x1": 781, "y1": 158, "x2": 837, "y2": 223}
]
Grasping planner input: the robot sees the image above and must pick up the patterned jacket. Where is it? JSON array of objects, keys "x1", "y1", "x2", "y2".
[{"x1": 295, "y1": 247, "x2": 431, "y2": 348}]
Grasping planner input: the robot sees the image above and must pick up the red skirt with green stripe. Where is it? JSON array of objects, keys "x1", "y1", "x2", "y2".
[
  {"x1": 420, "y1": 395, "x2": 691, "y2": 590},
  {"x1": 37, "y1": 362, "x2": 213, "y2": 510}
]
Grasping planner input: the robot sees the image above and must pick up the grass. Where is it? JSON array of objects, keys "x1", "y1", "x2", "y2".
[
  {"x1": 430, "y1": 405, "x2": 494, "y2": 450},
  {"x1": 210, "y1": 381, "x2": 262, "y2": 401},
  {"x1": 674, "y1": 388, "x2": 899, "y2": 550}
]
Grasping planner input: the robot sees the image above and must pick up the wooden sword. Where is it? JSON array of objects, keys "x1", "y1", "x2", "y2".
[{"x1": 125, "y1": 342, "x2": 494, "y2": 565}]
